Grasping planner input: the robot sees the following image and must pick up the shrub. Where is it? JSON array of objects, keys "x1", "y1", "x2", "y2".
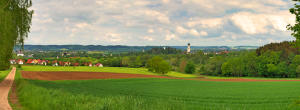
[
  {"x1": 185, "y1": 62, "x2": 195, "y2": 74},
  {"x1": 146, "y1": 56, "x2": 170, "y2": 74},
  {"x1": 17, "y1": 64, "x2": 22, "y2": 69}
]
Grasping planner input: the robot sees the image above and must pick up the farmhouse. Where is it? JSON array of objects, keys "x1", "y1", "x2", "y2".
[
  {"x1": 17, "y1": 59, "x2": 24, "y2": 65},
  {"x1": 95, "y1": 63, "x2": 103, "y2": 67},
  {"x1": 26, "y1": 59, "x2": 34, "y2": 64},
  {"x1": 10, "y1": 59, "x2": 16, "y2": 64},
  {"x1": 52, "y1": 61, "x2": 58, "y2": 66},
  {"x1": 16, "y1": 50, "x2": 24, "y2": 57},
  {"x1": 11, "y1": 58, "x2": 104, "y2": 67}
]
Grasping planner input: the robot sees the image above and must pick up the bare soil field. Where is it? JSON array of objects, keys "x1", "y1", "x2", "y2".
[
  {"x1": 21, "y1": 71, "x2": 183, "y2": 81},
  {"x1": 21, "y1": 71, "x2": 300, "y2": 82}
]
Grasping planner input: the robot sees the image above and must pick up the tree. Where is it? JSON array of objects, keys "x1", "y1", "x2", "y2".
[
  {"x1": 296, "y1": 65, "x2": 300, "y2": 76},
  {"x1": 179, "y1": 59, "x2": 187, "y2": 73},
  {"x1": 121, "y1": 57, "x2": 130, "y2": 67},
  {"x1": 288, "y1": 0, "x2": 300, "y2": 43},
  {"x1": 185, "y1": 62, "x2": 195, "y2": 74},
  {"x1": 146, "y1": 56, "x2": 170, "y2": 74},
  {"x1": 221, "y1": 62, "x2": 231, "y2": 76},
  {"x1": 0, "y1": 0, "x2": 33, "y2": 70},
  {"x1": 267, "y1": 64, "x2": 278, "y2": 77}
]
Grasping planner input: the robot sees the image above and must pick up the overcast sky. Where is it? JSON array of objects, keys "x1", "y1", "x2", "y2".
[{"x1": 25, "y1": 0, "x2": 297, "y2": 46}]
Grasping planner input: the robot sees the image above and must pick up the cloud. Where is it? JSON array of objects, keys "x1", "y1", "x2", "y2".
[
  {"x1": 25, "y1": 0, "x2": 295, "y2": 46},
  {"x1": 165, "y1": 33, "x2": 177, "y2": 41},
  {"x1": 187, "y1": 18, "x2": 223, "y2": 28},
  {"x1": 105, "y1": 33, "x2": 122, "y2": 42},
  {"x1": 230, "y1": 11, "x2": 295, "y2": 34},
  {"x1": 143, "y1": 36, "x2": 154, "y2": 41}
]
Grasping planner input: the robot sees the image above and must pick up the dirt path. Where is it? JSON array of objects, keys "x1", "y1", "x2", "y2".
[{"x1": 0, "y1": 67, "x2": 16, "y2": 110}]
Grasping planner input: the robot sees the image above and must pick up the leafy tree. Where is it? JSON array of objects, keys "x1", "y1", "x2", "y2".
[
  {"x1": 267, "y1": 64, "x2": 278, "y2": 77},
  {"x1": 121, "y1": 57, "x2": 130, "y2": 67},
  {"x1": 179, "y1": 59, "x2": 187, "y2": 73},
  {"x1": 0, "y1": 0, "x2": 33, "y2": 70},
  {"x1": 288, "y1": 0, "x2": 300, "y2": 45},
  {"x1": 146, "y1": 56, "x2": 170, "y2": 74},
  {"x1": 221, "y1": 62, "x2": 231, "y2": 76},
  {"x1": 296, "y1": 65, "x2": 300, "y2": 75},
  {"x1": 185, "y1": 62, "x2": 195, "y2": 74},
  {"x1": 277, "y1": 62, "x2": 288, "y2": 77},
  {"x1": 204, "y1": 56, "x2": 225, "y2": 76}
]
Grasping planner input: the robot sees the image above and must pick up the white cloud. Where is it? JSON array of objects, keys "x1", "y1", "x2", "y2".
[
  {"x1": 143, "y1": 36, "x2": 154, "y2": 41},
  {"x1": 148, "y1": 29, "x2": 154, "y2": 33},
  {"x1": 165, "y1": 33, "x2": 177, "y2": 41},
  {"x1": 143, "y1": 10, "x2": 170, "y2": 24},
  {"x1": 105, "y1": 33, "x2": 122, "y2": 42},
  {"x1": 76, "y1": 22, "x2": 89, "y2": 28},
  {"x1": 199, "y1": 31, "x2": 208, "y2": 36},
  {"x1": 25, "y1": 0, "x2": 295, "y2": 46},
  {"x1": 176, "y1": 26, "x2": 189, "y2": 34},
  {"x1": 230, "y1": 11, "x2": 295, "y2": 34}
]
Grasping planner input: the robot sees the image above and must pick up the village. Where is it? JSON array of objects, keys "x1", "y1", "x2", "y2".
[{"x1": 9, "y1": 59, "x2": 103, "y2": 67}]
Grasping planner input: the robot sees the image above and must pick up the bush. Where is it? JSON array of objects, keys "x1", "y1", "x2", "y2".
[
  {"x1": 185, "y1": 62, "x2": 195, "y2": 74},
  {"x1": 17, "y1": 64, "x2": 22, "y2": 69},
  {"x1": 146, "y1": 56, "x2": 170, "y2": 74}
]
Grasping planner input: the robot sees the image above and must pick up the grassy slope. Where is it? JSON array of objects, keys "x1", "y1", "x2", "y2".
[
  {"x1": 16, "y1": 72, "x2": 300, "y2": 110},
  {"x1": 203, "y1": 75, "x2": 300, "y2": 80},
  {"x1": 22, "y1": 65, "x2": 197, "y2": 78},
  {"x1": 0, "y1": 69, "x2": 10, "y2": 82}
]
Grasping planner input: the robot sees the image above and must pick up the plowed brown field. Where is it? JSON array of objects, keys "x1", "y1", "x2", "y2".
[
  {"x1": 21, "y1": 71, "x2": 182, "y2": 81},
  {"x1": 21, "y1": 71, "x2": 300, "y2": 82}
]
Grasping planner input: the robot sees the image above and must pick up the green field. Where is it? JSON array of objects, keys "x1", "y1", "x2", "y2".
[
  {"x1": 16, "y1": 66, "x2": 300, "y2": 109},
  {"x1": 22, "y1": 66, "x2": 197, "y2": 78},
  {"x1": 15, "y1": 68, "x2": 300, "y2": 110},
  {"x1": 0, "y1": 69, "x2": 10, "y2": 82}
]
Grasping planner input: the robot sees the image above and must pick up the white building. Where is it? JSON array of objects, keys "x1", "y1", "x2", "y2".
[{"x1": 187, "y1": 43, "x2": 191, "y2": 54}]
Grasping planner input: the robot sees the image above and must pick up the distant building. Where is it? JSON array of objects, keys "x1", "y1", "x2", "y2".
[
  {"x1": 10, "y1": 60, "x2": 16, "y2": 64},
  {"x1": 17, "y1": 50, "x2": 24, "y2": 57},
  {"x1": 17, "y1": 59, "x2": 24, "y2": 65},
  {"x1": 187, "y1": 43, "x2": 191, "y2": 54},
  {"x1": 95, "y1": 63, "x2": 103, "y2": 67}
]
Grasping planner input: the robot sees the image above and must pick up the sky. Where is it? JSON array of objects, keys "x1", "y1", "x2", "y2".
[{"x1": 25, "y1": 0, "x2": 297, "y2": 46}]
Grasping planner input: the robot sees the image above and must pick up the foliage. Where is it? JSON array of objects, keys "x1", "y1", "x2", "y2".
[
  {"x1": 0, "y1": 0, "x2": 33, "y2": 70},
  {"x1": 179, "y1": 59, "x2": 187, "y2": 73},
  {"x1": 17, "y1": 64, "x2": 22, "y2": 69},
  {"x1": 146, "y1": 56, "x2": 171, "y2": 74},
  {"x1": 185, "y1": 62, "x2": 195, "y2": 74},
  {"x1": 256, "y1": 41, "x2": 299, "y2": 56},
  {"x1": 288, "y1": 0, "x2": 300, "y2": 43},
  {"x1": 146, "y1": 47, "x2": 182, "y2": 54}
]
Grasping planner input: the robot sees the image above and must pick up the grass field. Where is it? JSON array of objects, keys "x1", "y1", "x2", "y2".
[
  {"x1": 15, "y1": 71, "x2": 300, "y2": 109},
  {"x1": 16, "y1": 66, "x2": 300, "y2": 109},
  {"x1": 204, "y1": 75, "x2": 300, "y2": 80},
  {"x1": 0, "y1": 69, "x2": 10, "y2": 82},
  {"x1": 22, "y1": 66, "x2": 197, "y2": 78}
]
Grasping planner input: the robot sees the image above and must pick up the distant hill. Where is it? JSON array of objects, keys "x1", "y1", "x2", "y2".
[{"x1": 19, "y1": 45, "x2": 259, "y2": 52}]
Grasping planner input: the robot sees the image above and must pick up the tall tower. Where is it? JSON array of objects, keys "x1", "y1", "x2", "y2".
[{"x1": 187, "y1": 43, "x2": 191, "y2": 54}]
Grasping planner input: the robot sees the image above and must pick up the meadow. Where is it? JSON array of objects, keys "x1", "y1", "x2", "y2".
[
  {"x1": 0, "y1": 69, "x2": 10, "y2": 81},
  {"x1": 15, "y1": 66, "x2": 300, "y2": 110},
  {"x1": 22, "y1": 66, "x2": 197, "y2": 78}
]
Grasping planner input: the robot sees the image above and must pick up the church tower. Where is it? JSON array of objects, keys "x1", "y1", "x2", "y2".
[{"x1": 187, "y1": 43, "x2": 191, "y2": 54}]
